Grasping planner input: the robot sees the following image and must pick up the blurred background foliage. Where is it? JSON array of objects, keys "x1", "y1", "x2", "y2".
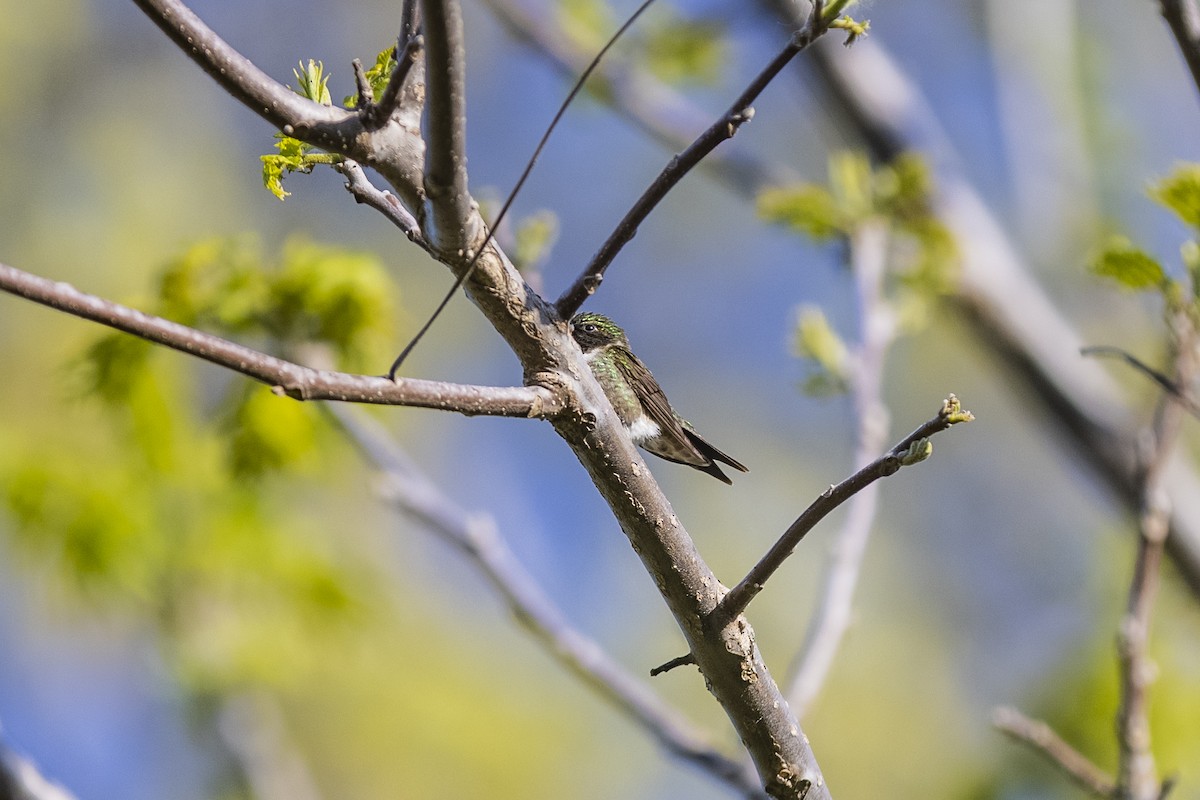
[{"x1": 1, "y1": 0, "x2": 1200, "y2": 798}]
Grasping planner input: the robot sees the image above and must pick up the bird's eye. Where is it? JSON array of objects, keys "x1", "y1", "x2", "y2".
[{"x1": 583, "y1": 324, "x2": 597, "y2": 333}]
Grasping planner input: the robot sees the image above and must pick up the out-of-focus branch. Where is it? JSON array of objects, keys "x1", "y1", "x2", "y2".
[
  {"x1": 787, "y1": 218, "x2": 895, "y2": 718},
  {"x1": 217, "y1": 694, "x2": 324, "y2": 800},
  {"x1": 1114, "y1": 311, "x2": 1197, "y2": 799},
  {"x1": 712, "y1": 396, "x2": 972, "y2": 628},
  {"x1": 419, "y1": 0, "x2": 476, "y2": 254},
  {"x1": 992, "y1": 706, "x2": 1115, "y2": 798},
  {"x1": 329, "y1": 406, "x2": 767, "y2": 798},
  {"x1": 0, "y1": 727, "x2": 77, "y2": 800},
  {"x1": 1160, "y1": 0, "x2": 1200, "y2": 101},
  {"x1": 0, "y1": 263, "x2": 560, "y2": 416},
  {"x1": 554, "y1": 0, "x2": 834, "y2": 318}
]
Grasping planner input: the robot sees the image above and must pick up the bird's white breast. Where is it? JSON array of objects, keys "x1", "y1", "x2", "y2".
[{"x1": 627, "y1": 415, "x2": 661, "y2": 444}]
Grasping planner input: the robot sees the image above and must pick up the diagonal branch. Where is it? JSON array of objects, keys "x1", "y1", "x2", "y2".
[
  {"x1": 711, "y1": 396, "x2": 972, "y2": 628},
  {"x1": 553, "y1": 0, "x2": 834, "y2": 318},
  {"x1": 329, "y1": 406, "x2": 767, "y2": 798},
  {"x1": 992, "y1": 706, "x2": 1116, "y2": 798},
  {"x1": 420, "y1": 0, "x2": 476, "y2": 254},
  {"x1": 335, "y1": 159, "x2": 429, "y2": 250},
  {"x1": 1160, "y1": 0, "x2": 1200, "y2": 102},
  {"x1": 132, "y1": 0, "x2": 356, "y2": 147},
  {"x1": 0, "y1": 263, "x2": 559, "y2": 417}
]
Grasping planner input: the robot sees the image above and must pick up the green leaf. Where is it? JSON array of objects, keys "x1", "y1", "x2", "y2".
[
  {"x1": 758, "y1": 185, "x2": 845, "y2": 241},
  {"x1": 1090, "y1": 237, "x2": 1167, "y2": 290},
  {"x1": 225, "y1": 386, "x2": 318, "y2": 479},
  {"x1": 513, "y1": 210, "x2": 560, "y2": 272},
  {"x1": 792, "y1": 305, "x2": 849, "y2": 396},
  {"x1": 343, "y1": 46, "x2": 398, "y2": 108},
  {"x1": 293, "y1": 59, "x2": 332, "y2": 106},
  {"x1": 261, "y1": 135, "x2": 314, "y2": 201},
  {"x1": 641, "y1": 17, "x2": 725, "y2": 86},
  {"x1": 1149, "y1": 163, "x2": 1200, "y2": 230}
]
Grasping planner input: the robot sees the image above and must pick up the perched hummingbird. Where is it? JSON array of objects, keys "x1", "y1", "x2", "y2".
[{"x1": 570, "y1": 312, "x2": 749, "y2": 484}]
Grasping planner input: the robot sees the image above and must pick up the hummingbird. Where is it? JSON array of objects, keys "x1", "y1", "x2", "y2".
[{"x1": 570, "y1": 312, "x2": 749, "y2": 484}]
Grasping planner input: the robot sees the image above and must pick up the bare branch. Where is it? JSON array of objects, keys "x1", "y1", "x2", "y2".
[
  {"x1": 1160, "y1": 0, "x2": 1200, "y2": 102},
  {"x1": 554, "y1": 1, "x2": 834, "y2": 318},
  {"x1": 992, "y1": 706, "x2": 1116, "y2": 798},
  {"x1": 0, "y1": 263, "x2": 559, "y2": 417},
  {"x1": 420, "y1": 0, "x2": 476, "y2": 254},
  {"x1": 330, "y1": 407, "x2": 766, "y2": 798},
  {"x1": 335, "y1": 159, "x2": 429, "y2": 250},
  {"x1": 360, "y1": 36, "x2": 425, "y2": 131},
  {"x1": 712, "y1": 395, "x2": 972, "y2": 627},
  {"x1": 1082, "y1": 346, "x2": 1200, "y2": 418},
  {"x1": 787, "y1": 218, "x2": 895, "y2": 719},
  {"x1": 132, "y1": 0, "x2": 357, "y2": 148},
  {"x1": 1115, "y1": 312, "x2": 1198, "y2": 798}
]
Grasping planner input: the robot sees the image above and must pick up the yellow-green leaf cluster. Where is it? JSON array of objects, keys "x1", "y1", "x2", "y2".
[
  {"x1": 1089, "y1": 237, "x2": 1166, "y2": 291},
  {"x1": 792, "y1": 305, "x2": 850, "y2": 396},
  {"x1": 1150, "y1": 163, "x2": 1200, "y2": 231},
  {"x1": 343, "y1": 46, "x2": 398, "y2": 108}
]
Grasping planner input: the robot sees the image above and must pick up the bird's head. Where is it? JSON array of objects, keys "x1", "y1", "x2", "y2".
[{"x1": 570, "y1": 312, "x2": 629, "y2": 352}]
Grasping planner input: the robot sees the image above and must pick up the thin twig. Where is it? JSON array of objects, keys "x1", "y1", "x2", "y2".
[
  {"x1": 711, "y1": 395, "x2": 972, "y2": 628},
  {"x1": 1115, "y1": 311, "x2": 1197, "y2": 798},
  {"x1": 1159, "y1": 0, "x2": 1200, "y2": 102},
  {"x1": 787, "y1": 218, "x2": 895, "y2": 719},
  {"x1": 328, "y1": 406, "x2": 767, "y2": 798},
  {"x1": 553, "y1": 0, "x2": 834, "y2": 318},
  {"x1": 992, "y1": 706, "x2": 1116, "y2": 798},
  {"x1": 360, "y1": 35, "x2": 425, "y2": 130},
  {"x1": 335, "y1": 159, "x2": 429, "y2": 251},
  {"x1": 0, "y1": 262, "x2": 560, "y2": 416},
  {"x1": 1082, "y1": 346, "x2": 1200, "y2": 418}
]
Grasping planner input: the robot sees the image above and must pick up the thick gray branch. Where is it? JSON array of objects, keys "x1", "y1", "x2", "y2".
[
  {"x1": 0, "y1": 263, "x2": 558, "y2": 416},
  {"x1": 420, "y1": 0, "x2": 476, "y2": 253}
]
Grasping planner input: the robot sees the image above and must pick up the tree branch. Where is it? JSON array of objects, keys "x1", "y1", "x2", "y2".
[
  {"x1": 334, "y1": 159, "x2": 429, "y2": 250},
  {"x1": 420, "y1": 0, "x2": 476, "y2": 254},
  {"x1": 712, "y1": 395, "x2": 972, "y2": 628},
  {"x1": 329, "y1": 406, "x2": 767, "y2": 797},
  {"x1": 0, "y1": 263, "x2": 559, "y2": 416},
  {"x1": 1115, "y1": 311, "x2": 1197, "y2": 799},
  {"x1": 553, "y1": 0, "x2": 834, "y2": 318},
  {"x1": 132, "y1": 0, "x2": 356, "y2": 147},
  {"x1": 360, "y1": 35, "x2": 425, "y2": 131},
  {"x1": 992, "y1": 706, "x2": 1116, "y2": 798},
  {"x1": 787, "y1": 218, "x2": 895, "y2": 719},
  {"x1": 1160, "y1": 0, "x2": 1200, "y2": 102}
]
